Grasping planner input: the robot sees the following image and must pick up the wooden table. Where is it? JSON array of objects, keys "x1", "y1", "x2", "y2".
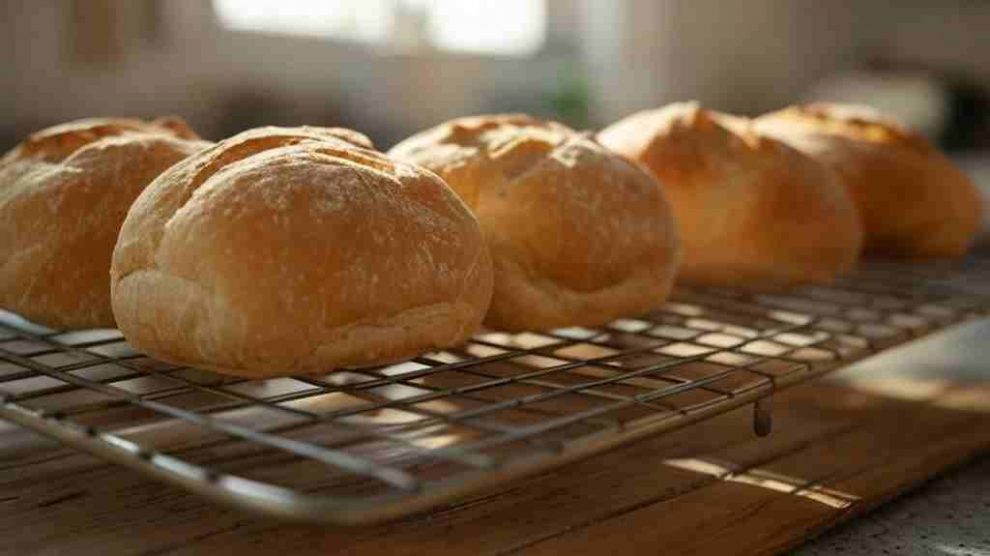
[{"x1": 2, "y1": 321, "x2": 989, "y2": 555}]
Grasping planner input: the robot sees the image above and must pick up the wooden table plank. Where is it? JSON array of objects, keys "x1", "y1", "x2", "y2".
[
  {"x1": 2, "y1": 323, "x2": 989, "y2": 556},
  {"x1": 517, "y1": 385, "x2": 990, "y2": 556}
]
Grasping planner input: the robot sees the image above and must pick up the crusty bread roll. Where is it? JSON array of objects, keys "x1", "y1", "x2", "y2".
[
  {"x1": 598, "y1": 102, "x2": 862, "y2": 288},
  {"x1": 110, "y1": 126, "x2": 493, "y2": 377},
  {"x1": 755, "y1": 103, "x2": 983, "y2": 258},
  {"x1": 1, "y1": 117, "x2": 210, "y2": 329},
  {"x1": 389, "y1": 114, "x2": 680, "y2": 331}
]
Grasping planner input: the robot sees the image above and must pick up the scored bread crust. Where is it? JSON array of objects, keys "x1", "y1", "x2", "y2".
[
  {"x1": 110, "y1": 126, "x2": 493, "y2": 377},
  {"x1": 389, "y1": 114, "x2": 680, "y2": 331},
  {"x1": 598, "y1": 102, "x2": 863, "y2": 288},
  {"x1": 754, "y1": 103, "x2": 983, "y2": 258},
  {"x1": 1, "y1": 117, "x2": 210, "y2": 329}
]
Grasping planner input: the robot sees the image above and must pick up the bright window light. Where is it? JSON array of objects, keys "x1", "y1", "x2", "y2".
[
  {"x1": 213, "y1": 0, "x2": 391, "y2": 43},
  {"x1": 212, "y1": 0, "x2": 546, "y2": 57},
  {"x1": 415, "y1": 0, "x2": 546, "y2": 56}
]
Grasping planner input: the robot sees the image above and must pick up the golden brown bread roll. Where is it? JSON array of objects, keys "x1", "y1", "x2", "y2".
[
  {"x1": 598, "y1": 102, "x2": 862, "y2": 288},
  {"x1": 110, "y1": 126, "x2": 493, "y2": 377},
  {"x1": 389, "y1": 114, "x2": 680, "y2": 331},
  {"x1": 1, "y1": 117, "x2": 210, "y2": 329},
  {"x1": 754, "y1": 103, "x2": 983, "y2": 258}
]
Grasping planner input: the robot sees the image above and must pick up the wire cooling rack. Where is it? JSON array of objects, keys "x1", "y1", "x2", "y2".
[{"x1": 2, "y1": 260, "x2": 988, "y2": 524}]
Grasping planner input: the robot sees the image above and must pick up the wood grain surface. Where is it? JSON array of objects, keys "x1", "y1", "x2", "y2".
[{"x1": 2, "y1": 322, "x2": 989, "y2": 556}]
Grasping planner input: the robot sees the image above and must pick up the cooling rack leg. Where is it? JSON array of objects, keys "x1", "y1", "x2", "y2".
[{"x1": 754, "y1": 396, "x2": 773, "y2": 437}]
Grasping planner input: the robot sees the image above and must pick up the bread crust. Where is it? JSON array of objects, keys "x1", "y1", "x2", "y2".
[
  {"x1": 390, "y1": 114, "x2": 680, "y2": 331},
  {"x1": 598, "y1": 103, "x2": 863, "y2": 287},
  {"x1": 1, "y1": 117, "x2": 209, "y2": 328},
  {"x1": 110, "y1": 126, "x2": 493, "y2": 377},
  {"x1": 755, "y1": 103, "x2": 983, "y2": 258}
]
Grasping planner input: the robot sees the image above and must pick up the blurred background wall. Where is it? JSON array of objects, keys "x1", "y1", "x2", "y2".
[{"x1": 3, "y1": 0, "x2": 990, "y2": 153}]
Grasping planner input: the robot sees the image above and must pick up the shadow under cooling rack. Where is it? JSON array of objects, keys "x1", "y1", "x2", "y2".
[{"x1": 1, "y1": 259, "x2": 988, "y2": 524}]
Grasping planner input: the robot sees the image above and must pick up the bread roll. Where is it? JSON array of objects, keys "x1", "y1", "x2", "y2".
[
  {"x1": 110, "y1": 126, "x2": 493, "y2": 377},
  {"x1": 389, "y1": 114, "x2": 679, "y2": 331},
  {"x1": 755, "y1": 103, "x2": 983, "y2": 258},
  {"x1": 1, "y1": 117, "x2": 209, "y2": 329},
  {"x1": 598, "y1": 102, "x2": 862, "y2": 287}
]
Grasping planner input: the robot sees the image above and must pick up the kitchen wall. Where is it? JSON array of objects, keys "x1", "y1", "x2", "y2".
[
  {"x1": 3, "y1": 0, "x2": 989, "y2": 148},
  {"x1": 579, "y1": 0, "x2": 862, "y2": 122},
  {"x1": 2, "y1": 1, "x2": 574, "y2": 147}
]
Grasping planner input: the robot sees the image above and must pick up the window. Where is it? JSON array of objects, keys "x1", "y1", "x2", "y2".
[{"x1": 212, "y1": 0, "x2": 547, "y2": 57}]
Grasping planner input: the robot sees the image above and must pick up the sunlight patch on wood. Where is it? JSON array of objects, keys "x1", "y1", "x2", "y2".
[{"x1": 664, "y1": 457, "x2": 860, "y2": 509}]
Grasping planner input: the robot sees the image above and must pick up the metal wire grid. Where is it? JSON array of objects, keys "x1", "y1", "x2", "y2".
[{"x1": 1, "y1": 260, "x2": 988, "y2": 524}]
